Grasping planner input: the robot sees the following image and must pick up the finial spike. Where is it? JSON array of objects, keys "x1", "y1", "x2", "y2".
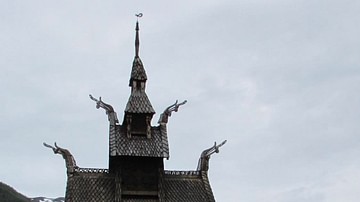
[{"x1": 134, "y1": 13, "x2": 142, "y2": 57}]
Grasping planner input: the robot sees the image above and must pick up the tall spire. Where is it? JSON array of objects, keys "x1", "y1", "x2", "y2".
[
  {"x1": 126, "y1": 12, "x2": 154, "y2": 114},
  {"x1": 129, "y1": 13, "x2": 147, "y2": 87},
  {"x1": 135, "y1": 13, "x2": 142, "y2": 57},
  {"x1": 135, "y1": 21, "x2": 139, "y2": 57},
  {"x1": 124, "y1": 13, "x2": 155, "y2": 138}
]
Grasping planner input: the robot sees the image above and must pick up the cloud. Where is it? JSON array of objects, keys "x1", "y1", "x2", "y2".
[{"x1": 1, "y1": 0, "x2": 360, "y2": 201}]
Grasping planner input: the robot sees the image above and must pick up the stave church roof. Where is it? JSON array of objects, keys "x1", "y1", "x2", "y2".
[{"x1": 45, "y1": 14, "x2": 224, "y2": 202}]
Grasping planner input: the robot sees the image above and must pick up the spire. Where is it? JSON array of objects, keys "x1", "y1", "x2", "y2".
[
  {"x1": 125, "y1": 13, "x2": 155, "y2": 115},
  {"x1": 135, "y1": 21, "x2": 140, "y2": 57},
  {"x1": 129, "y1": 13, "x2": 147, "y2": 87},
  {"x1": 124, "y1": 13, "x2": 155, "y2": 138},
  {"x1": 135, "y1": 13, "x2": 142, "y2": 57}
]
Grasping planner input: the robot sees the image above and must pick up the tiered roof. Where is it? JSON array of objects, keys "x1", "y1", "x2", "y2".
[
  {"x1": 64, "y1": 169, "x2": 215, "y2": 202},
  {"x1": 45, "y1": 15, "x2": 224, "y2": 202},
  {"x1": 125, "y1": 20, "x2": 155, "y2": 114},
  {"x1": 110, "y1": 125, "x2": 169, "y2": 158}
]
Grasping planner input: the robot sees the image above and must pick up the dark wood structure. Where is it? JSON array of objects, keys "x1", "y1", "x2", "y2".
[{"x1": 44, "y1": 17, "x2": 225, "y2": 202}]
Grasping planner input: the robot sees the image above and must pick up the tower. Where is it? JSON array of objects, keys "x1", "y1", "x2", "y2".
[
  {"x1": 108, "y1": 19, "x2": 165, "y2": 199},
  {"x1": 44, "y1": 15, "x2": 225, "y2": 202}
]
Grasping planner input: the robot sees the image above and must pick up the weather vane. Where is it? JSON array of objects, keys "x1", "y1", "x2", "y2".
[{"x1": 135, "y1": 13, "x2": 143, "y2": 19}]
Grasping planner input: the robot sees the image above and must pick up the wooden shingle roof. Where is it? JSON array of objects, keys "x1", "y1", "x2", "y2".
[
  {"x1": 48, "y1": 17, "x2": 221, "y2": 202},
  {"x1": 129, "y1": 56, "x2": 147, "y2": 85},
  {"x1": 65, "y1": 170, "x2": 114, "y2": 202},
  {"x1": 110, "y1": 125, "x2": 169, "y2": 158},
  {"x1": 124, "y1": 90, "x2": 155, "y2": 114},
  {"x1": 65, "y1": 169, "x2": 215, "y2": 202},
  {"x1": 162, "y1": 171, "x2": 216, "y2": 202}
]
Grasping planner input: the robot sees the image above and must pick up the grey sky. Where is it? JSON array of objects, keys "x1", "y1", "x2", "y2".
[{"x1": 1, "y1": 0, "x2": 360, "y2": 201}]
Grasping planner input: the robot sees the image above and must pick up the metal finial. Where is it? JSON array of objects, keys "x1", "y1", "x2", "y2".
[{"x1": 135, "y1": 13, "x2": 143, "y2": 19}]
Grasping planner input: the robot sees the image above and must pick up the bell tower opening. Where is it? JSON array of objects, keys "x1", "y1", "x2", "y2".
[{"x1": 124, "y1": 113, "x2": 153, "y2": 137}]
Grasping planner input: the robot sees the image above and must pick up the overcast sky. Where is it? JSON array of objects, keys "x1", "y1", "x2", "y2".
[{"x1": 1, "y1": 0, "x2": 360, "y2": 201}]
